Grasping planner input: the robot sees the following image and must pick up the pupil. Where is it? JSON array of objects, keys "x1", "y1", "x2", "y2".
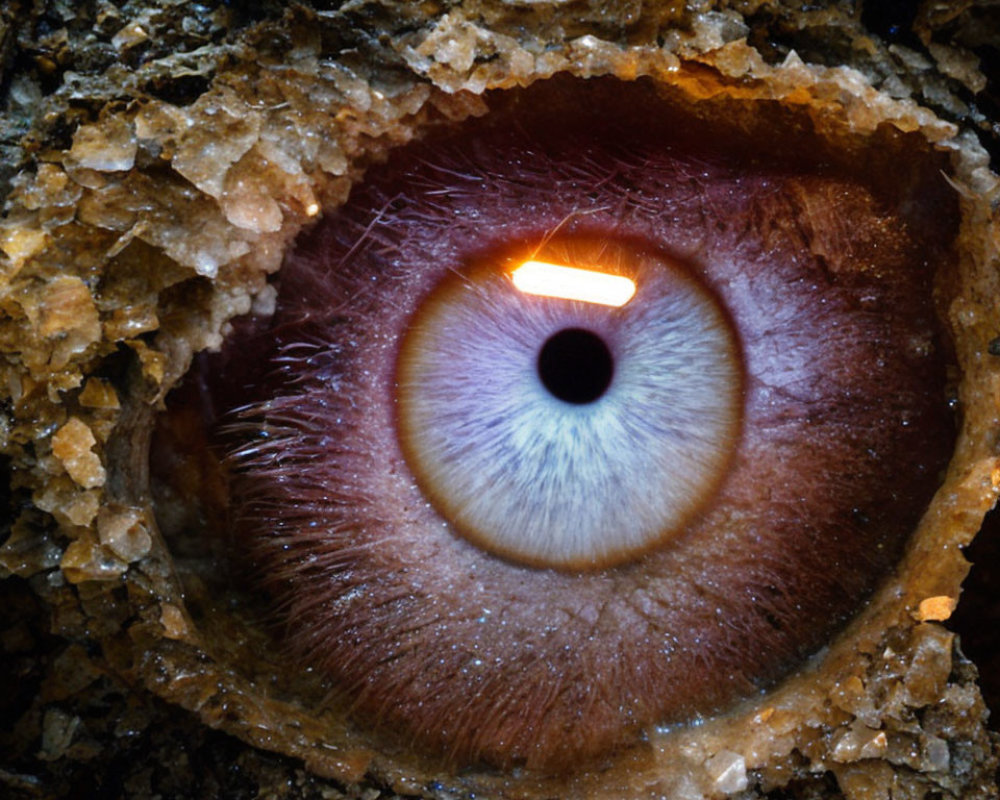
[{"x1": 537, "y1": 327, "x2": 615, "y2": 404}]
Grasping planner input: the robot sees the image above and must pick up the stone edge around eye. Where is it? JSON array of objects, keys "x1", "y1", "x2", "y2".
[{"x1": 0, "y1": 3, "x2": 998, "y2": 799}]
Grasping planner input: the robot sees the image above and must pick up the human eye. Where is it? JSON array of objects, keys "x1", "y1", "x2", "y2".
[{"x1": 1, "y1": 3, "x2": 998, "y2": 800}]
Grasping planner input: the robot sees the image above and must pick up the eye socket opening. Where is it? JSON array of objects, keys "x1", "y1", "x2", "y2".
[{"x1": 140, "y1": 71, "x2": 991, "y2": 795}]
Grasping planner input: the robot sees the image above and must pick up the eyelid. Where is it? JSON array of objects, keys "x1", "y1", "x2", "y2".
[{"x1": 3, "y1": 5, "x2": 999, "y2": 800}]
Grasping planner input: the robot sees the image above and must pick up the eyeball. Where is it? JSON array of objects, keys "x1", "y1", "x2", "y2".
[
  {"x1": 191, "y1": 73, "x2": 960, "y2": 774},
  {"x1": 2, "y1": 3, "x2": 999, "y2": 799}
]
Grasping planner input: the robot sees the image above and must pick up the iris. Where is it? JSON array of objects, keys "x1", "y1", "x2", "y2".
[{"x1": 396, "y1": 239, "x2": 741, "y2": 568}]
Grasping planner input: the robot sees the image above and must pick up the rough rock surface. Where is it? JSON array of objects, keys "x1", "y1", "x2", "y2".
[{"x1": 1, "y1": 2, "x2": 999, "y2": 798}]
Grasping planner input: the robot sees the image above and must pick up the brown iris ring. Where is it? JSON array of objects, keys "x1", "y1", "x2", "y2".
[{"x1": 394, "y1": 238, "x2": 744, "y2": 569}]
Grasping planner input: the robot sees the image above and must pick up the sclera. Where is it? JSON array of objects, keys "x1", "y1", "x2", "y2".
[{"x1": 1, "y1": 3, "x2": 998, "y2": 799}]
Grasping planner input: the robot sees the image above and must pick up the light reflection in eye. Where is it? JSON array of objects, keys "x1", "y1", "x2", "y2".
[{"x1": 511, "y1": 260, "x2": 637, "y2": 306}]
